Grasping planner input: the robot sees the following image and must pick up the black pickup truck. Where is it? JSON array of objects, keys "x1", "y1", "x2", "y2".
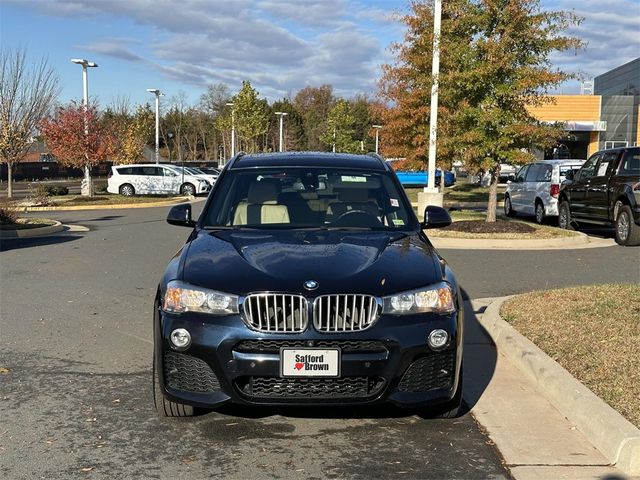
[{"x1": 558, "y1": 146, "x2": 640, "y2": 246}]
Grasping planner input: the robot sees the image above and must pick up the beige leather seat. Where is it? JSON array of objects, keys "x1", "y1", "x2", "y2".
[{"x1": 233, "y1": 179, "x2": 290, "y2": 225}]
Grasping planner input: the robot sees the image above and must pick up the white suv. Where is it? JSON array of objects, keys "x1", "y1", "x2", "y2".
[
  {"x1": 504, "y1": 159, "x2": 585, "y2": 223},
  {"x1": 107, "y1": 164, "x2": 211, "y2": 196}
]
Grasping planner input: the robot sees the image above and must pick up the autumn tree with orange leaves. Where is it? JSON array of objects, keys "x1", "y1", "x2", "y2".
[
  {"x1": 40, "y1": 102, "x2": 117, "y2": 196},
  {"x1": 378, "y1": 0, "x2": 582, "y2": 221}
]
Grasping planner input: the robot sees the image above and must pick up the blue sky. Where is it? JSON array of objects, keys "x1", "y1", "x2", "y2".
[{"x1": 1, "y1": 0, "x2": 639, "y2": 109}]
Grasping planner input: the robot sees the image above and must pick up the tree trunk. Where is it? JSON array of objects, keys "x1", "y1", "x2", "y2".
[
  {"x1": 81, "y1": 164, "x2": 93, "y2": 197},
  {"x1": 7, "y1": 162, "x2": 13, "y2": 198},
  {"x1": 486, "y1": 166, "x2": 500, "y2": 222}
]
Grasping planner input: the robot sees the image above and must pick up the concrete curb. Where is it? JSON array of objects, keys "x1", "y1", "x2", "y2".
[
  {"x1": 479, "y1": 296, "x2": 640, "y2": 475},
  {"x1": 18, "y1": 196, "x2": 195, "y2": 212},
  {"x1": 0, "y1": 220, "x2": 64, "y2": 239},
  {"x1": 427, "y1": 230, "x2": 612, "y2": 250}
]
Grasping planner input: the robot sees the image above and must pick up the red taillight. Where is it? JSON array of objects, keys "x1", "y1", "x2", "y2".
[{"x1": 550, "y1": 184, "x2": 560, "y2": 198}]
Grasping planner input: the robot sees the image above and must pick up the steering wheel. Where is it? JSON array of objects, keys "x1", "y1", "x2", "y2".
[{"x1": 331, "y1": 209, "x2": 383, "y2": 227}]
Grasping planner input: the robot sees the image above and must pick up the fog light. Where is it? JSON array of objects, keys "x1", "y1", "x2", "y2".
[
  {"x1": 170, "y1": 328, "x2": 191, "y2": 349},
  {"x1": 428, "y1": 329, "x2": 449, "y2": 350}
]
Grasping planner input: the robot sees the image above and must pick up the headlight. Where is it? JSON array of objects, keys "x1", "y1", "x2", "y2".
[
  {"x1": 382, "y1": 282, "x2": 455, "y2": 315},
  {"x1": 163, "y1": 280, "x2": 239, "y2": 315}
]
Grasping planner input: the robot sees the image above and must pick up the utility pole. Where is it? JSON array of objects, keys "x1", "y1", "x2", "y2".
[
  {"x1": 275, "y1": 111, "x2": 288, "y2": 152},
  {"x1": 71, "y1": 58, "x2": 98, "y2": 196},
  {"x1": 147, "y1": 89, "x2": 163, "y2": 164},
  {"x1": 372, "y1": 125, "x2": 382, "y2": 154}
]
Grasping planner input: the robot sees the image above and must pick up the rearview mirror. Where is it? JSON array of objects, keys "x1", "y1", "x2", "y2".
[
  {"x1": 167, "y1": 204, "x2": 195, "y2": 227},
  {"x1": 421, "y1": 205, "x2": 452, "y2": 229}
]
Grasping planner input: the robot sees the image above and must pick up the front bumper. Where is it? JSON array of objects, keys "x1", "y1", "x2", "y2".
[
  {"x1": 545, "y1": 197, "x2": 559, "y2": 216},
  {"x1": 155, "y1": 309, "x2": 463, "y2": 408}
]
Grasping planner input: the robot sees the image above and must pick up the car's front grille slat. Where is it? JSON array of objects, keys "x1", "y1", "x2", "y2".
[
  {"x1": 313, "y1": 294, "x2": 379, "y2": 333},
  {"x1": 237, "y1": 376, "x2": 385, "y2": 399},
  {"x1": 242, "y1": 293, "x2": 308, "y2": 333}
]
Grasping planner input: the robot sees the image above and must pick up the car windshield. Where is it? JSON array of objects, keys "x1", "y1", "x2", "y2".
[
  {"x1": 201, "y1": 168, "x2": 414, "y2": 230},
  {"x1": 559, "y1": 164, "x2": 583, "y2": 180}
]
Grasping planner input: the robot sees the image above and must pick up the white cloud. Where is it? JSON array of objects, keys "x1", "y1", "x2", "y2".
[
  {"x1": 7, "y1": 0, "x2": 638, "y2": 99},
  {"x1": 547, "y1": 0, "x2": 640, "y2": 89}
]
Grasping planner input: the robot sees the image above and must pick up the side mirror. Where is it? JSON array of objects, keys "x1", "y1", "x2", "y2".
[
  {"x1": 167, "y1": 204, "x2": 195, "y2": 227},
  {"x1": 507, "y1": 174, "x2": 515, "y2": 183},
  {"x1": 421, "y1": 205, "x2": 452, "y2": 229},
  {"x1": 564, "y1": 170, "x2": 575, "y2": 181}
]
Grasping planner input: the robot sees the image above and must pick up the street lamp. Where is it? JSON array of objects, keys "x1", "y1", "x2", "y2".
[
  {"x1": 225, "y1": 102, "x2": 235, "y2": 164},
  {"x1": 372, "y1": 124, "x2": 382, "y2": 154},
  {"x1": 274, "y1": 111, "x2": 288, "y2": 152},
  {"x1": 71, "y1": 58, "x2": 98, "y2": 196},
  {"x1": 147, "y1": 89, "x2": 164, "y2": 164},
  {"x1": 426, "y1": 0, "x2": 441, "y2": 195}
]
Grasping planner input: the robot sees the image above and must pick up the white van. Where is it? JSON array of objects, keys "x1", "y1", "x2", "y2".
[
  {"x1": 504, "y1": 159, "x2": 585, "y2": 223},
  {"x1": 107, "y1": 164, "x2": 211, "y2": 196}
]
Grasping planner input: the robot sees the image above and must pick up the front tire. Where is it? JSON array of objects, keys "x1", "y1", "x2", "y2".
[
  {"x1": 504, "y1": 195, "x2": 515, "y2": 217},
  {"x1": 615, "y1": 205, "x2": 640, "y2": 246},
  {"x1": 419, "y1": 366, "x2": 464, "y2": 419},
  {"x1": 180, "y1": 183, "x2": 196, "y2": 196},
  {"x1": 119, "y1": 184, "x2": 135, "y2": 196},
  {"x1": 558, "y1": 201, "x2": 574, "y2": 230},
  {"x1": 153, "y1": 353, "x2": 194, "y2": 417}
]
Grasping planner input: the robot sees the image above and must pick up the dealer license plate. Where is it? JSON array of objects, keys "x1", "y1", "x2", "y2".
[{"x1": 280, "y1": 348, "x2": 341, "y2": 378}]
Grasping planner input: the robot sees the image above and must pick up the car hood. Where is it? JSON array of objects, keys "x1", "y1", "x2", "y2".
[{"x1": 180, "y1": 230, "x2": 443, "y2": 296}]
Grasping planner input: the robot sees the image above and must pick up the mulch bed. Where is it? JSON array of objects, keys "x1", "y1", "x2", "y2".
[{"x1": 441, "y1": 220, "x2": 536, "y2": 234}]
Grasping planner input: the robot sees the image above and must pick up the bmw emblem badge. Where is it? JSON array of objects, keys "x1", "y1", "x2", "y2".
[{"x1": 304, "y1": 280, "x2": 319, "y2": 291}]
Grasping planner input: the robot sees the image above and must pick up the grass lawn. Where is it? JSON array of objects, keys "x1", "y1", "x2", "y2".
[
  {"x1": 501, "y1": 284, "x2": 640, "y2": 428},
  {"x1": 38, "y1": 194, "x2": 187, "y2": 207},
  {"x1": 404, "y1": 183, "x2": 506, "y2": 204},
  {"x1": 425, "y1": 210, "x2": 578, "y2": 239}
]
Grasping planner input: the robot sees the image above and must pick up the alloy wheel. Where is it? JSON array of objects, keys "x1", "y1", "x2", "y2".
[{"x1": 617, "y1": 211, "x2": 630, "y2": 242}]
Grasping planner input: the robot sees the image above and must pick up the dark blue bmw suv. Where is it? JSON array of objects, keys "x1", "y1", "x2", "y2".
[{"x1": 154, "y1": 152, "x2": 464, "y2": 417}]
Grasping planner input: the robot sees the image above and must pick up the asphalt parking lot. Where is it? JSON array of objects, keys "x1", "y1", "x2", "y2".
[{"x1": 1, "y1": 204, "x2": 638, "y2": 479}]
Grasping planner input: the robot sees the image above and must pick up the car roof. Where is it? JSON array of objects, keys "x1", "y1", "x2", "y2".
[
  {"x1": 537, "y1": 159, "x2": 586, "y2": 165},
  {"x1": 114, "y1": 163, "x2": 175, "y2": 168},
  {"x1": 230, "y1": 151, "x2": 388, "y2": 171}
]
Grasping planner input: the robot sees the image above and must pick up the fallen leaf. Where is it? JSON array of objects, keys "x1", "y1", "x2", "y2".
[
  {"x1": 0, "y1": 368, "x2": 10, "y2": 374},
  {"x1": 81, "y1": 467, "x2": 94, "y2": 472}
]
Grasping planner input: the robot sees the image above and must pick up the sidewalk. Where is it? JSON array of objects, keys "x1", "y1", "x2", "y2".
[{"x1": 463, "y1": 300, "x2": 632, "y2": 479}]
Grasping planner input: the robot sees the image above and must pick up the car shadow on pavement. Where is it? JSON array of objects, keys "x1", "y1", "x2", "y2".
[
  {"x1": 78, "y1": 215, "x2": 125, "y2": 222},
  {"x1": 0, "y1": 234, "x2": 81, "y2": 252},
  {"x1": 459, "y1": 288, "x2": 498, "y2": 416}
]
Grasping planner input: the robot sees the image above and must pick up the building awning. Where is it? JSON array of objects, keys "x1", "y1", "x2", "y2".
[{"x1": 543, "y1": 120, "x2": 607, "y2": 131}]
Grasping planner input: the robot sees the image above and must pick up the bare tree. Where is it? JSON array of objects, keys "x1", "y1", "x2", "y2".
[{"x1": 0, "y1": 47, "x2": 59, "y2": 197}]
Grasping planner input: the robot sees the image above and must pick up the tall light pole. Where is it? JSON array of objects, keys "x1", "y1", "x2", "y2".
[
  {"x1": 225, "y1": 102, "x2": 235, "y2": 164},
  {"x1": 426, "y1": 0, "x2": 441, "y2": 195},
  {"x1": 372, "y1": 124, "x2": 382, "y2": 154},
  {"x1": 146, "y1": 89, "x2": 163, "y2": 164},
  {"x1": 71, "y1": 58, "x2": 98, "y2": 196},
  {"x1": 274, "y1": 111, "x2": 288, "y2": 152},
  {"x1": 332, "y1": 126, "x2": 336, "y2": 153}
]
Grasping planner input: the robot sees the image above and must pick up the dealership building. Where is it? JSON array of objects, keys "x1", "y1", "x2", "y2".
[{"x1": 526, "y1": 57, "x2": 639, "y2": 159}]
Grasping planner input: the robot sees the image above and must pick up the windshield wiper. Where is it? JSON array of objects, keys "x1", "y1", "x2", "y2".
[{"x1": 202, "y1": 225, "x2": 265, "y2": 231}]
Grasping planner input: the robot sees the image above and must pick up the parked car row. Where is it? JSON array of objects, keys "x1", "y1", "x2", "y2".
[
  {"x1": 504, "y1": 147, "x2": 640, "y2": 246},
  {"x1": 504, "y1": 159, "x2": 586, "y2": 224},
  {"x1": 107, "y1": 164, "x2": 216, "y2": 196}
]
